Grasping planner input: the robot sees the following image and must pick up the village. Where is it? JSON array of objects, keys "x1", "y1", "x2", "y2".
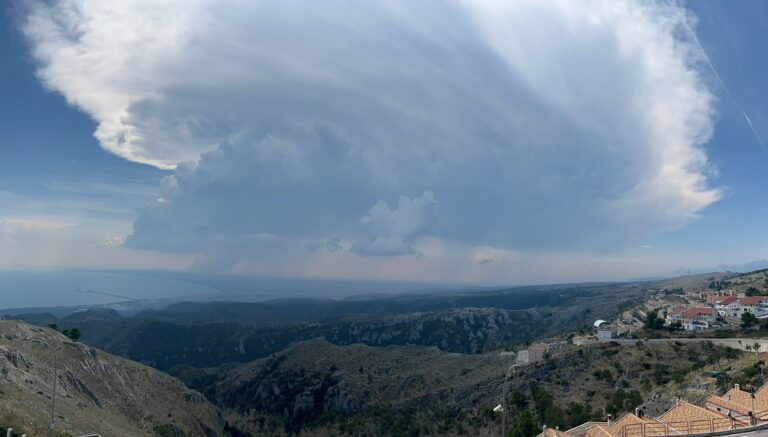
[
  {"x1": 507, "y1": 280, "x2": 768, "y2": 437},
  {"x1": 512, "y1": 280, "x2": 768, "y2": 367}
]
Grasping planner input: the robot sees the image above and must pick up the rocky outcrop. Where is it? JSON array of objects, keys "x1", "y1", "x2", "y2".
[{"x1": 0, "y1": 320, "x2": 226, "y2": 437}]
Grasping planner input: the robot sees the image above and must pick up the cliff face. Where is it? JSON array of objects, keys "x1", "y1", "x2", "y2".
[{"x1": 0, "y1": 320, "x2": 225, "y2": 437}]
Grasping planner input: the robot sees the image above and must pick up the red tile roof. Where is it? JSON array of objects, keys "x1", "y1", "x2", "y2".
[
  {"x1": 683, "y1": 307, "x2": 716, "y2": 318},
  {"x1": 717, "y1": 296, "x2": 738, "y2": 305},
  {"x1": 667, "y1": 307, "x2": 687, "y2": 316},
  {"x1": 740, "y1": 297, "x2": 768, "y2": 306}
]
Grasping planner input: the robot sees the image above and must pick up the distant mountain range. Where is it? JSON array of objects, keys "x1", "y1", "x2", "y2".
[{"x1": 630, "y1": 259, "x2": 768, "y2": 282}]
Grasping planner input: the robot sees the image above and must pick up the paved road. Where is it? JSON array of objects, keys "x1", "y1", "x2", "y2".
[
  {"x1": 732, "y1": 429, "x2": 768, "y2": 437},
  {"x1": 596, "y1": 337, "x2": 768, "y2": 353}
]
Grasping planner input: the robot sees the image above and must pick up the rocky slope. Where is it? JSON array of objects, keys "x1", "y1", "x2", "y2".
[
  {"x1": 10, "y1": 281, "x2": 646, "y2": 371},
  {"x1": 174, "y1": 337, "x2": 760, "y2": 436},
  {"x1": 0, "y1": 320, "x2": 225, "y2": 437},
  {"x1": 183, "y1": 338, "x2": 510, "y2": 435}
]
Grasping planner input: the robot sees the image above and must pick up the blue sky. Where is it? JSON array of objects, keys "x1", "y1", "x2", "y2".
[{"x1": 0, "y1": 0, "x2": 766, "y2": 284}]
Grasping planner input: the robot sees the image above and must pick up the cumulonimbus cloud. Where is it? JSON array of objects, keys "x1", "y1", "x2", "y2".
[{"x1": 21, "y1": 0, "x2": 722, "y2": 262}]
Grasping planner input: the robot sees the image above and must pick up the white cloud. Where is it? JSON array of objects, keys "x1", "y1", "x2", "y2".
[
  {"x1": 0, "y1": 217, "x2": 73, "y2": 235},
  {"x1": 352, "y1": 192, "x2": 438, "y2": 256},
  {"x1": 100, "y1": 235, "x2": 126, "y2": 247},
  {"x1": 470, "y1": 246, "x2": 521, "y2": 265},
  {"x1": 21, "y1": 0, "x2": 723, "y2": 271}
]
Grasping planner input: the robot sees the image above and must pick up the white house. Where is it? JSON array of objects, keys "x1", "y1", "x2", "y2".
[
  {"x1": 738, "y1": 296, "x2": 768, "y2": 317},
  {"x1": 715, "y1": 296, "x2": 741, "y2": 318},
  {"x1": 715, "y1": 296, "x2": 768, "y2": 319},
  {"x1": 681, "y1": 307, "x2": 716, "y2": 331},
  {"x1": 665, "y1": 307, "x2": 687, "y2": 326}
]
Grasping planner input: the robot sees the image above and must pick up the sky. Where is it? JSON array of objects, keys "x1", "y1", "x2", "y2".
[{"x1": 0, "y1": 0, "x2": 766, "y2": 285}]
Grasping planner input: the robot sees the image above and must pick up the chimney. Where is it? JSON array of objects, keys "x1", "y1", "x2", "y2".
[
  {"x1": 607, "y1": 414, "x2": 613, "y2": 427},
  {"x1": 735, "y1": 383, "x2": 741, "y2": 391},
  {"x1": 635, "y1": 407, "x2": 644, "y2": 418}
]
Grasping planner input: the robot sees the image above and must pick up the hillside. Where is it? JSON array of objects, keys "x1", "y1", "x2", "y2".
[
  {"x1": 718, "y1": 269, "x2": 768, "y2": 293},
  {"x1": 8, "y1": 282, "x2": 647, "y2": 371},
  {"x1": 0, "y1": 320, "x2": 226, "y2": 437},
  {"x1": 173, "y1": 337, "x2": 756, "y2": 436}
]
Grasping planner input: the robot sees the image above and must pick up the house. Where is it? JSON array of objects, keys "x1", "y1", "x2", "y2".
[
  {"x1": 681, "y1": 307, "x2": 717, "y2": 331},
  {"x1": 716, "y1": 296, "x2": 768, "y2": 319},
  {"x1": 706, "y1": 386, "x2": 768, "y2": 424},
  {"x1": 537, "y1": 428, "x2": 580, "y2": 437},
  {"x1": 585, "y1": 413, "x2": 665, "y2": 437},
  {"x1": 516, "y1": 342, "x2": 548, "y2": 365},
  {"x1": 664, "y1": 307, "x2": 687, "y2": 326},
  {"x1": 550, "y1": 380, "x2": 768, "y2": 437},
  {"x1": 716, "y1": 296, "x2": 741, "y2": 317},
  {"x1": 739, "y1": 297, "x2": 768, "y2": 317},
  {"x1": 658, "y1": 400, "x2": 739, "y2": 432}
]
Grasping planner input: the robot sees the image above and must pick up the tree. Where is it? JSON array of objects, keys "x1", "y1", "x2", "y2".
[
  {"x1": 510, "y1": 411, "x2": 538, "y2": 437},
  {"x1": 567, "y1": 402, "x2": 592, "y2": 428},
  {"x1": 64, "y1": 327, "x2": 81, "y2": 341},
  {"x1": 48, "y1": 324, "x2": 58, "y2": 331},
  {"x1": 754, "y1": 343, "x2": 762, "y2": 354},
  {"x1": 742, "y1": 312, "x2": 758, "y2": 329},
  {"x1": 645, "y1": 311, "x2": 665, "y2": 330},
  {"x1": 745, "y1": 287, "x2": 762, "y2": 297}
]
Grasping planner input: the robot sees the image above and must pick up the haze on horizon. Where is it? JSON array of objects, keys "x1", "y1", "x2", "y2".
[{"x1": 1, "y1": 0, "x2": 767, "y2": 286}]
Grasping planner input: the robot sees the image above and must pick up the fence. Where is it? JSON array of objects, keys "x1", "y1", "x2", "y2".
[{"x1": 616, "y1": 418, "x2": 736, "y2": 437}]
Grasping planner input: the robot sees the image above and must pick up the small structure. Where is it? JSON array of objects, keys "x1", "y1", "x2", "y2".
[
  {"x1": 593, "y1": 320, "x2": 609, "y2": 328},
  {"x1": 516, "y1": 342, "x2": 548, "y2": 365},
  {"x1": 597, "y1": 326, "x2": 618, "y2": 341}
]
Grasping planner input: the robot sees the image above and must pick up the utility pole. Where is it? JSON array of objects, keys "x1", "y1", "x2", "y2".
[
  {"x1": 501, "y1": 374, "x2": 507, "y2": 437},
  {"x1": 501, "y1": 365, "x2": 515, "y2": 437},
  {"x1": 50, "y1": 348, "x2": 59, "y2": 437}
]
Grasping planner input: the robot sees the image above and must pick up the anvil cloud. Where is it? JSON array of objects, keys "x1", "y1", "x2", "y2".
[{"x1": 22, "y1": 0, "x2": 721, "y2": 267}]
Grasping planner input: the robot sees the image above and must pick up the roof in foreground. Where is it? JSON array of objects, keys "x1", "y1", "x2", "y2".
[
  {"x1": 659, "y1": 401, "x2": 736, "y2": 430},
  {"x1": 537, "y1": 427, "x2": 580, "y2": 437}
]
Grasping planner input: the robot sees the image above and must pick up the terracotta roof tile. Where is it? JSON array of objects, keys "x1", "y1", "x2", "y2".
[
  {"x1": 717, "y1": 296, "x2": 738, "y2": 305},
  {"x1": 707, "y1": 391, "x2": 768, "y2": 420},
  {"x1": 658, "y1": 401, "x2": 736, "y2": 432},
  {"x1": 585, "y1": 424, "x2": 615, "y2": 437},
  {"x1": 740, "y1": 297, "x2": 768, "y2": 306},
  {"x1": 606, "y1": 414, "x2": 665, "y2": 437},
  {"x1": 683, "y1": 307, "x2": 716, "y2": 318},
  {"x1": 668, "y1": 307, "x2": 687, "y2": 316},
  {"x1": 757, "y1": 384, "x2": 768, "y2": 399},
  {"x1": 537, "y1": 428, "x2": 580, "y2": 437}
]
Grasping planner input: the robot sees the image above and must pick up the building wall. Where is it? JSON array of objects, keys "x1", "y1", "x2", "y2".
[{"x1": 597, "y1": 330, "x2": 616, "y2": 340}]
